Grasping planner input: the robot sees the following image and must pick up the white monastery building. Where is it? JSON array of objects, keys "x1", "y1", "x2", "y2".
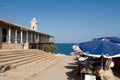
[{"x1": 0, "y1": 18, "x2": 54, "y2": 50}]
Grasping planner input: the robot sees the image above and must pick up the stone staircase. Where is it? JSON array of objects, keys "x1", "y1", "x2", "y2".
[{"x1": 0, "y1": 49, "x2": 59, "y2": 73}]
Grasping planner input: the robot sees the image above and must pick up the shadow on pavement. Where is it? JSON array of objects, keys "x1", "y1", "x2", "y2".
[
  {"x1": 65, "y1": 63, "x2": 81, "y2": 80},
  {"x1": 68, "y1": 62, "x2": 78, "y2": 65}
]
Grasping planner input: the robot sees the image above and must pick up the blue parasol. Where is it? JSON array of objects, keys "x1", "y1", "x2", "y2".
[
  {"x1": 93, "y1": 37, "x2": 120, "y2": 44},
  {"x1": 79, "y1": 38, "x2": 120, "y2": 58}
]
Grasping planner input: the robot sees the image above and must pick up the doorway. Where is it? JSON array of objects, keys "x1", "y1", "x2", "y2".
[{"x1": 2, "y1": 29, "x2": 7, "y2": 42}]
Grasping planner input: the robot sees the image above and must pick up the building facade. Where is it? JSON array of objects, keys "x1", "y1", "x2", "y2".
[{"x1": 0, "y1": 19, "x2": 54, "y2": 50}]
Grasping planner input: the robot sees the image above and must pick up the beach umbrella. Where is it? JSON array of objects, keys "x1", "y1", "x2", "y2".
[
  {"x1": 79, "y1": 38, "x2": 120, "y2": 58},
  {"x1": 93, "y1": 37, "x2": 120, "y2": 44}
]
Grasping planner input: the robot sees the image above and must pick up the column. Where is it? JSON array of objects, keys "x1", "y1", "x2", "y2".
[
  {"x1": 31, "y1": 33, "x2": 33, "y2": 43},
  {"x1": 15, "y1": 29, "x2": 17, "y2": 43},
  {"x1": 34, "y1": 34, "x2": 36, "y2": 43},
  {"x1": 36, "y1": 34, "x2": 38, "y2": 43},
  {"x1": 8, "y1": 27, "x2": 11, "y2": 43},
  {"x1": 45, "y1": 36, "x2": 47, "y2": 42},
  {"x1": 21, "y1": 30, "x2": 23, "y2": 43},
  {"x1": 37, "y1": 35, "x2": 39, "y2": 43},
  {"x1": 40, "y1": 35, "x2": 42, "y2": 42},
  {"x1": 26, "y1": 31, "x2": 28, "y2": 43},
  {"x1": 41, "y1": 36, "x2": 43, "y2": 42},
  {"x1": 43, "y1": 36, "x2": 44, "y2": 42}
]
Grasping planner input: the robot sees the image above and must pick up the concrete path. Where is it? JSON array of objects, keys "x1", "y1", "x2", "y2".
[
  {"x1": 28, "y1": 56, "x2": 77, "y2": 80},
  {"x1": 28, "y1": 56, "x2": 120, "y2": 80}
]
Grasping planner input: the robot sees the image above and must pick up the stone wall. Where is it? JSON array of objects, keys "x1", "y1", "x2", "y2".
[{"x1": 2, "y1": 43, "x2": 24, "y2": 50}]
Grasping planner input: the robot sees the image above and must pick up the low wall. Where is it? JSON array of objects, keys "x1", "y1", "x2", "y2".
[{"x1": 2, "y1": 43, "x2": 25, "y2": 50}]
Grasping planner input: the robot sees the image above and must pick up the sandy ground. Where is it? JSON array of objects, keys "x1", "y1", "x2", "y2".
[
  {"x1": 28, "y1": 56, "x2": 120, "y2": 80},
  {"x1": 28, "y1": 56, "x2": 76, "y2": 80}
]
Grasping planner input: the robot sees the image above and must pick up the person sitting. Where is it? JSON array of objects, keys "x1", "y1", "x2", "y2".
[{"x1": 105, "y1": 58, "x2": 114, "y2": 70}]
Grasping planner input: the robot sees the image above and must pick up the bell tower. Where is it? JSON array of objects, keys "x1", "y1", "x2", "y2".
[{"x1": 31, "y1": 18, "x2": 38, "y2": 31}]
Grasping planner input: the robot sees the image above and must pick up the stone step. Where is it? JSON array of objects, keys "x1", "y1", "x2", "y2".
[
  {"x1": 0, "y1": 50, "x2": 42, "y2": 55},
  {"x1": 0, "y1": 53, "x2": 50, "y2": 66},
  {"x1": 0, "y1": 50, "x2": 57, "y2": 73},
  {"x1": 0, "y1": 52, "x2": 40, "y2": 59},
  {"x1": 11, "y1": 55, "x2": 57, "y2": 68},
  {"x1": 0, "y1": 55, "x2": 60, "y2": 80},
  {"x1": 0, "y1": 53, "x2": 45, "y2": 63},
  {"x1": 0, "y1": 50, "x2": 49, "y2": 58},
  {"x1": 0, "y1": 50, "x2": 40, "y2": 55}
]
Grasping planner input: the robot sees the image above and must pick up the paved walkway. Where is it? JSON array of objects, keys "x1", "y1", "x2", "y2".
[
  {"x1": 28, "y1": 56, "x2": 120, "y2": 80},
  {"x1": 28, "y1": 56, "x2": 76, "y2": 80},
  {"x1": 1, "y1": 55, "x2": 119, "y2": 80}
]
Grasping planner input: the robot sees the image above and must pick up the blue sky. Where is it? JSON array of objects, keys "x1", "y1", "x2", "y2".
[{"x1": 0, "y1": 0, "x2": 120, "y2": 43}]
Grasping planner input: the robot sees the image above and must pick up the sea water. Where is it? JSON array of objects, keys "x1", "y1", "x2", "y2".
[{"x1": 54, "y1": 43, "x2": 77, "y2": 55}]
